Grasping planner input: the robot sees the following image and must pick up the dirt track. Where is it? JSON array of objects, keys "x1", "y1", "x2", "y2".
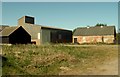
[
  {"x1": 60, "y1": 45, "x2": 118, "y2": 75},
  {"x1": 60, "y1": 58, "x2": 118, "y2": 75},
  {"x1": 82, "y1": 58, "x2": 118, "y2": 75}
]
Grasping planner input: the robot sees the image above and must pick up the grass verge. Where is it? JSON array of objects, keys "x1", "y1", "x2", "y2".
[{"x1": 2, "y1": 44, "x2": 118, "y2": 75}]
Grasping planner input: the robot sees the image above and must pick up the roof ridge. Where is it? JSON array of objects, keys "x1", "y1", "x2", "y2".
[{"x1": 77, "y1": 25, "x2": 115, "y2": 28}]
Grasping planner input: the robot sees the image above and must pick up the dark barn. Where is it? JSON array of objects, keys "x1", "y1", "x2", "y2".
[
  {"x1": 41, "y1": 27, "x2": 72, "y2": 44},
  {"x1": 0, "y1": 26, "x2": 31, "y2": 44},
  {"x1": 18, "y1": 16, "x2": 72, "y2": 45}
]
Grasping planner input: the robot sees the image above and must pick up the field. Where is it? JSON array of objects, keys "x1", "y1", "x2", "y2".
[{"x1": 1, "y1": 44, "x2": 118, "y2": 75}]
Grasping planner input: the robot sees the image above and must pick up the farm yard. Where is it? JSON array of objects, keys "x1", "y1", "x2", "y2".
[
  {"x1": 1, "y1": 2, "x2": 119, "y2": 76},
  {"x1": 1, "y1": 44, "x2": 118, "y2": 75}
]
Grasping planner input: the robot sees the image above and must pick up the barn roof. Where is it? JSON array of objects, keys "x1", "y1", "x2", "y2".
[
  {"x1": 73, "y1": 26, "x2": 116, "y2": 36},
  {"x1": 0, "y1": 25, "x2": 9, "y2": 32},
  {"x1": 0, "y1": 26, "x2": 18, "y2": 36},
  {"x1": 40, "y1": 25, "x2": 70, "y2": 31},
  {"x1": 19, "y1": 23, "x2": 71, "y2": 39},
  {"x1": 0, "y1": 26, "x2": 30, "y2": 36}
]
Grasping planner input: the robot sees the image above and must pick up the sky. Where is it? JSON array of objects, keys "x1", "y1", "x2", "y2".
[
  {"x1": 1, "y1": 0, "x2": 119, "y2": 2},
  {"x1": 1, "y1": 2, "x2": 118, "y2": 32}
]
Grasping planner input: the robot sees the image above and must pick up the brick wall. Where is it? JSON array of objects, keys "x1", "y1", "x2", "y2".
[{"x1": 73, "y1": 35, "x2": 115, "y2": 44}]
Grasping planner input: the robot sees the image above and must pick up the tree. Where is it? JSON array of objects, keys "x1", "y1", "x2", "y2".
[
  {"x1": 95, "y1": 23, "x2": 107, "y2": 26},
  {"x1": 116, "y1": 33, "x2": 120, "y2": 44}
]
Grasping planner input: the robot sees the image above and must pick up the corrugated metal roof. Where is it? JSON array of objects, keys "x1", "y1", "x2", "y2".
[
  {"x1": 34, "y1": 24, "x2": 71, "y2": 31},
  {"x1": 20, "y1": 23, "x2": 72, "y2": 39},
  {"x1": 73, "y1": 26, "x2": 115, "y2": 36},
  {"x1": 0, "y1": 26, "x2": 18, "y2": 36},
  {"x1": 0, "y1": 25, "x2": 9, "y2": 32},
  {"x1": 41, "y1": 25, "x2": 67, "y2": 30},
  {"x1": 0, "y1": 26, "x2": 31, "y2": 37}
]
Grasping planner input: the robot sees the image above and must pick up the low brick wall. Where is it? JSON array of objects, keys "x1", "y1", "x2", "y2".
[
  {"x1": 31, "y1": 39, "x2": 40, "y2": 45},
  {"x1": 73, "y1": 35, "x2": 115, "y2": 44}
]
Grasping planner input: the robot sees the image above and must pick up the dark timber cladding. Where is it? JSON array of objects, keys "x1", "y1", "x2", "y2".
[
  {"x1": 0, "y1": 26, "x2": 31, "y2": 44},
  {"x1": 41, "y1": 27, "x2": 72, "y2": 43}
]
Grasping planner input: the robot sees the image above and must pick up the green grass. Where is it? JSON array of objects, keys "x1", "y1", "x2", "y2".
[{"x1": 1, "y1": 44, "x2": 118, "y2": 75}]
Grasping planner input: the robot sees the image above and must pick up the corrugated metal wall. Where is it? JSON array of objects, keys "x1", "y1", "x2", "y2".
[
  {"x1": 41, "y1": 29, "x2": 51, "y2": 44},
  {"x1": 41, "y1": 28, "x2": 72, "y2": 44},
  {"x1": 0, "y1": 36, "x2": 9, "y2": 43}
]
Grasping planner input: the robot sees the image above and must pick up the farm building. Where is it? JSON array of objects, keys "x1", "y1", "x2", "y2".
[
  {"x1": 18, "y1": 16, "x2": 72, "y2": 45},
  {"x1": 73, "y1": 26, "x2": 116, "y2": 44},
  {"x1": 0, "y1": 26, "x2": 31, "y2": 44}
]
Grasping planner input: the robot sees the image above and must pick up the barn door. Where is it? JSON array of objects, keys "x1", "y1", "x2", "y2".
[{"x1": 74, "y1": 38, "x2": 78, "y2": 43}]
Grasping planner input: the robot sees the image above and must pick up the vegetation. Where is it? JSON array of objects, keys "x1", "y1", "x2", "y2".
[
  {"x1": 116, "y1": 33, "x2": 120, "y2": 44},
  {"x1": 2, "y1": 44, "x2": 117, "y2": 75},
  {"x1": 95, "y1": 23, "x2": 107, "y2": 26}
]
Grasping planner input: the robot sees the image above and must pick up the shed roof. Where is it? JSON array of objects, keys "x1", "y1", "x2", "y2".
[
  {"x1": 0, "y1": 25, "x2": 9, "y2": 32},
  {"x1": 19, "y1": 23, "x2": 72, "y2": 39},
  {"x1": 40, "y1": 25, "x2": 69, "y2": 31},
  {"x1": 0, "y1": 26, "x2": 18, "y2": 36},
  {"x1": 0, "y1": 26, "x2": 30, "y2": 36},
  {"x1": 73, "y1": 26, "x2": 116, "y2": 36}
]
